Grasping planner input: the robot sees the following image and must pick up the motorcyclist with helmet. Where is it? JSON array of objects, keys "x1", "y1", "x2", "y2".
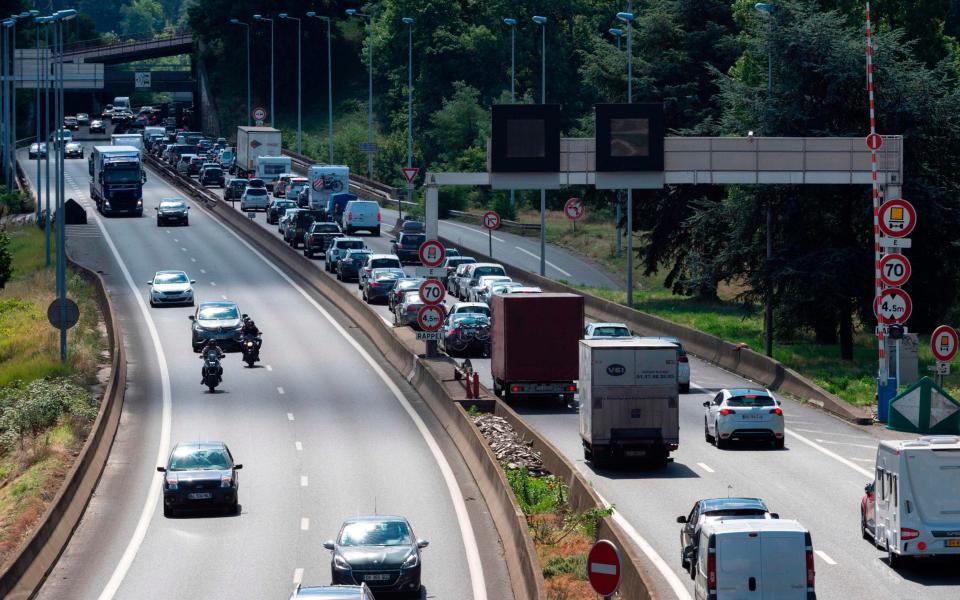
[{"x1": 200, "y1": 339, "x2": 225, "y2": 383}]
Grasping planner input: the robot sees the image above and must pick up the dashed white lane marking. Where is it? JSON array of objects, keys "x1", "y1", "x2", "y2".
[
  {"x1": 300, "y1": 518, "x2": 310, "y2": 531},
  {"x1": 266, "y1": 365, "x2": 273, "y2": 371},
  {"x1": 814, "y1": 438, "x2": 877, "y2": 450},
  {"x1": 277, "y1": 387, "x2": 285, "y2": 395},
  {"x1": 173, "y1": 238, "x2": 179, "y2": 242},
  {"x1": 784, "y1": 428, "x2": 873, "y2": 478},
  {"x1": 815, "y1": 550, "x2": 837, "y2": 565},
  {"x1": 180, "y1": 247, "x2": 187, "y2": 252},
  {"x1": 293, "y1": 568, "x2": 304, "y2": 585},
  {"x1": 287, "y1": 413, "x2": 295, "y2": 421},
  {"x1": 514, "y1": 246, "x2": 573, "y2": 277},
  {"x1": 165, "y1": 230, "x2": 171, "y2": 234},
  {"x1": 210, "y1": 281, "x2": 217, "y2": 286},
  {"x1": 294, "y1": 441, "x2": 302, "y2": 451},
  {"x1": 696, "y1": 462, "x2": 715, "y2": 473},
  {"x1": 300, "y1": 476, "x2": 308, "y2": 487},
  {"x1": 190, "y1": 257, "x2": 196, "y2": 262},
  {"x1": 793, "y1": 428, "x2": 872, "y2": 439},
  {"x1": 445, "y1": 220, "x2": 505, "y2": 242},
  {"x1": 221, "y1": 295, "x2": 227, "y2": 300},
  {"x1": 200, "y1": 269, "x2": 206, "y2": 274}
]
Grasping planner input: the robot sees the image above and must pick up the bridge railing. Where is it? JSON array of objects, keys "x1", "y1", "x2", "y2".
[{"x1": 62, "y1": 33, "x2": 193, "y2": 61}]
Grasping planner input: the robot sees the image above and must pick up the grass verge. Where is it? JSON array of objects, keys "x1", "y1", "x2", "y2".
[{"x1": 0, "y1": 223, "x2": 107, "y2": 566}]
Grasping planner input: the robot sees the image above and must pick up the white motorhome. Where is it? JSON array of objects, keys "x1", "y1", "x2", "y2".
[
  {"x1": 863, "y1": 435, "x2": 960, "y2": 565},
  {"x1": 307, "y1": 164, "x2": 349, "y2": 210},
  {"x1": 693, "y1": 519, "x2": 815, "y2": 600},
  {"x1": 254, "y1": 156, "x2": 292, "y2": 191},
  {"x1": 110, "y1": 133, "x2": 144, "y2": 153}
]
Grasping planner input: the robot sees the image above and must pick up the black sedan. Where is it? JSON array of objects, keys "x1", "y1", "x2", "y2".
[
  {"x1": 157, "y1": 441, "x2": 242, "y2": 517},
  {"x1": 225, "y1": 177, "x2": 248, "y2": 202},
  {"x1": 267, "y1": 199, "x2": 297, "y2": 224},
  {"x1": 439, "y1": 312, "x2": 491, "y2": 358},
  {"x1": 336, "y1": 249, "x2": 372, "y2": 282},
  {"x1": 362, "y1": 269, "x2": 405, "y2": 304},
  {"x1": 324, "y1": 516, "x2": 428, "y2": 595},
  {"x1": 189, "y1": 301, "x2": 244, "y2": 352},
  {"x1": 155, "y1": 198, "x2": 189, "y2": 226}
]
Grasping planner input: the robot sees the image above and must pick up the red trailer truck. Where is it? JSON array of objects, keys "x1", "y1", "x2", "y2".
[{"x1": 490, "y1": 293, "x2": 584, "y2": 402}]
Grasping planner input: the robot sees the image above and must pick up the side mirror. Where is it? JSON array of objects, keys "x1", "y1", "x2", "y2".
[
  {"x1": 146, "y1": 281, "x2": 153, "y2": 285},
  {"x1": 242, "y1": 314, "x2": 249, "y2": 319},
  {"x1": 322, "y1": 540, "x2": 335, "y2": 551},
  {"x1": 702, "y1": 401, "x2": 710, "y2": 407},
  {"x1": 770, "y1": 513, "x2": 780, "y2": 519},
  {"x1": 417, "y1": 539, "x2": 429, "y2": 549},
  {"x1": 154, "y1": 206, "x2": 158, "y2": 211},
  {"x1": 188, "y1": 315, "x2": 195, "y2": 321},
  {"x1": 156, "y1": 466, "x2": 166, "y2": 472},
  {"x1": 682, "y1": 546, "x2": 696, "y2": 561},
  {"x1": 234, "y1": 464, "x2": 243, "y2": 470},
  {"x1": 676, "y1": 516, "x2": 687, "y2": 524},
  {"x1": 190, "y1": 280, "x2": 196, "y2": 284}
]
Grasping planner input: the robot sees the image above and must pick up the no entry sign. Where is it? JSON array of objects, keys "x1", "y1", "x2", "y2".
[
  {"x1": 587, "y1": 540, "x2": 621, "y2": 596},
  {"x1": 416, "y1": 305, "x2": 445, "y2": 332},
  {"x1": 418, "y1": 240, "x2": 446, "y2": 268},
  {"x1": 482, "y1": 211, "x2": 501, "y2": 230},
  {"x1": 866, "y1": 133, "x2": 883, "y2": 151},
  {"x1": 418, "y1": 279, "x2": 445, "y2": 306},
  {"x1": 878, "y1": 199, "x2": 917, "y2": 238},
  {"x1": 931, "y1": 325, "x2": 959, "y2": 363},
  {"x1": 564, "y1": 197, "x2": 585, "y2": 221},
  {"x1": 874, "y1": 288, "x2": 913, "y2": 325},
  {"x1": 878, "y1": 254, "x2": 911, "y2": 287}
]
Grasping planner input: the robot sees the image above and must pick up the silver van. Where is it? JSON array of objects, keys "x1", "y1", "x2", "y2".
[{"x1": 341, "y1": 200, "x2": 381, "y2": 236}]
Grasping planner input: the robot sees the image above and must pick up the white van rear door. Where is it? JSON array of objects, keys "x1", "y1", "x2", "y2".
[
  {"x1": 760, "y1": 531, "x2": 807, "y2": 599},
  {"x1": 716, "y1": 531, "x2": 761, "y2": 597}
]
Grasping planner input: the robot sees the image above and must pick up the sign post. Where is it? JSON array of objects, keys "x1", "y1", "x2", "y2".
[
  {"x1": 482, "y1": 210, "x2": 501, "y2": 257},
  {"x1": 418, "y1": 240, "x2": 445, "y2": 357},
  {"x1": 564, "y1": 197, "x2": 585, "y2": 233},
  {"x1": 587, "y1": 540, "x2": 622, "y2": 598}
]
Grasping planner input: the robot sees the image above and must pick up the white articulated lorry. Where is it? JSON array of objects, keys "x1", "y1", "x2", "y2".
[
  {"x1": 235, "y1": 126, "x2": 281, "y2": 178},
  {"x1": 579, "y1": 338, "x2": 680, "y2": 468}
]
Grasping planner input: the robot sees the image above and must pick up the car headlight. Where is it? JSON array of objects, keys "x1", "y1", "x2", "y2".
[
  {"x1": 333, "y1": 554, "x2": 351, "y2": 570},
  {"x1": 402, "y1": 552, "x2": 419, "y2": 569},
  {"x1": 165, "y1": 477, "x2": 179, "y2": 490},
  {"x1": 220, "y1": 474, "x2": 233, "y2": 488}
]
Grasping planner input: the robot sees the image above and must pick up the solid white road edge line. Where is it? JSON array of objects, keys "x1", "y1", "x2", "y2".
[
  {"x1": 444, "y1": 220, "x2": 505, "y2": 242},
  {"x1": 513, "y1": 246, "x2": 573, "y2": 277},
  {"x1": 204, "y1": 201, "x2": 489, "y2": 600},
  {"x1": 594, "y1": 491, "x2": 693, "y2": 600},
  {"x1": 784, "y1": 428, "x2": 873, "y2": 479},
  {"x1": 91, "y1": 198, "x2": 173, "y2": 600}
]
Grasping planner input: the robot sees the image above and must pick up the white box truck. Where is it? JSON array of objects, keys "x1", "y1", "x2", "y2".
[
  {"x1": 579, "y1": 338, "x2": 679, "y2": 467},
  {"x1": 693, "y1": 519, "x2": 815, "y2": 600},
  {"x1": 110, "y1": 133, "x2": 144, "y2": 153},
  {"x1": 235, "y1": 126, "x2": 281, "y2": 178},
  {"x1": 864, "y1": 435, "x2": 960, "y2": 565},
  {"x1": 306, "y1": 164, "x2": 349, "y2": 210}
]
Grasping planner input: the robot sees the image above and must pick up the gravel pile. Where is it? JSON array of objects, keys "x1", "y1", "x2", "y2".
[{"x1": 472, "y1": 414, "x2": 547, "y2": 476}]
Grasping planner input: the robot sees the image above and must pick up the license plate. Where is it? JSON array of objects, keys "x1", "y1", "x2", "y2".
[
  {"x1": 946, "y1": 540, "x2": 960, "y2": 548},
  {"x1": 364, "y1": 574, "x2": 390, "y2": 581},
  {"x1": 741, "y1": 414, "x2": 764, "y2": 420},
  {"x1": 625, "y1": 450, "x2": 646, "y2": 457},
  {"x1": 187, "y1": 492, "x2": 212, "y2": 500}
]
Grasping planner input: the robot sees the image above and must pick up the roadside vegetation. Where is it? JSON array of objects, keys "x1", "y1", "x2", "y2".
[{"x1": 0, "y1": 224, "x2": 107, "y2": 565}]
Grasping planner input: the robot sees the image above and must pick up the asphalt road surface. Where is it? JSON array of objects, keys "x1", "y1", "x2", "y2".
[
  {"x1": 16, "y1": 146, "x2": 513, "y2": 600},
  {"x1": 209, "y1": 175, "x2": 960, "y2": 600}
]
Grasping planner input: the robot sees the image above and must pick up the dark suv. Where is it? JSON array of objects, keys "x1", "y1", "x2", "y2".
[
  {"x1": 285, "y1": 209, "x2": 326, "y2": 248},
  {"x1": 200, "y1": 166, "x2": 225, "y2": 187},
  {"x1": 224, "y1": 178, "x2": 247, "y2": 201},
  {"x1": 303, "y1": 222, "x2": 344, "y2": 258},
  {"x1": 391, "y1": 233, "x2": 426, "y2": 264}
]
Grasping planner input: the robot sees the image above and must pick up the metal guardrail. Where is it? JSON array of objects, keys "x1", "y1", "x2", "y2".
[
  {"x1": 62, "y1": 33, "x2": 193, "y2": 62},
  {"x1": 280, "y1": 149, "x2": 416, "y2": 209},
  {"x1": 446, "y1": 209, "x2": 541, "y2": 235}
]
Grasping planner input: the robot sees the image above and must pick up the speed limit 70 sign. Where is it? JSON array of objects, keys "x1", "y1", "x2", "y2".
[
  {"x1": 878, "y1": 254, "x2": 911, "y2": 287},
  {"x1": 418, "y1": 279, "x2": 445, "y2": 306}
]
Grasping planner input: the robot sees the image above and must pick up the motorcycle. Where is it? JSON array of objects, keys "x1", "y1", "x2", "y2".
[
  {"x1": 241, "y1": 334, "x2": 262, "y2": 367},
  {"x1": 201, "y1": 348, "x2": 223, "y2": 392}
]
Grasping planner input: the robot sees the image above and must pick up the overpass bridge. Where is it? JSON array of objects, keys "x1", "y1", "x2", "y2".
[{"x1": 61, "y1": 33, "x2": 193, "y2": 64}]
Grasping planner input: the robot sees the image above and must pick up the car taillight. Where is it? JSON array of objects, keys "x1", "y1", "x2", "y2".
[
  {"x1": 771, "y1": 408, "x2": 783, "y2": 415},
  {"x1": 370, "y1": 281, "x2": 380, "y2": 287},
  {"x1": 347, "y1": 212, "x2": 353, "y2": 220},
  {"x1": 707, "y1": 552, "x2": 716, "y2": 590},
  {"x1": 678, "y1": 355, "x2": 688, "y2": 363},
  {"x1": 806, "y1": 548, "x2": 815, "y2": 588},
  {"x1": 448, "y1": 328, "x2": 457, "y2": 336},
  {"x1": 511, "y1": 385, "x2": 521, "y2": 393},
  {"x1": 565, "y1": 385, "x2": 576, "y2": 392},
  {"x1": 377, "y1": 212, "x2": 381, "y2": 222},
  {"x1": 406, "y1": 306, "x2": 417, "y2": 312},
  {"x1": 901, "y1": 527, "x2": 920, "y2": 540},
  {"x1": 719, "y1": 408, "x2": 733, "y2": 416}
]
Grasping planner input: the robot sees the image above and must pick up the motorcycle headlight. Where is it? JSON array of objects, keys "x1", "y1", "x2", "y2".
[
  {"x1": 402, "y1": 552, "x2": 419, "y2": 569},
  {"x1": 245, "y1": 341, "x2": 254, "y2": 348},
  {"x1": 333, "y1": 554, "x2": 351, "y2": 570}
]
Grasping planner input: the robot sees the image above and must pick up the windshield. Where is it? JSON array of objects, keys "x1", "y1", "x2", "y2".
[
  {"x1": 154, "y1": 272, "x2": 188, "y2": 284},
  {"x1": 168, "y1": 447, "x2": 231, "y2": 471},
  {"x1": 370, "y1": 258, "x2": 401, "y2": 269},
  {"x1": 454, "y1": 305, "x2": 491, "y2": 317},
  {"x1": 246, "y1": 188, "x2": 267, "y2": 196},
  {"x1": 400, "y1": 234, "x2": 425, "y2": 248},
  {"x1": 159, "y1": 202, "x2": 186, "y2": 210},
  {"x1": 261, "y1": 164, "x2": 288, "y2": 176},
  {"x1": 104, "y1": 167, "x2": 141, "y2": 184},
  {"x1": 345, "y1": 251, "x2": 371, "y2": 261},
  {"x1": 205, "y1": 168, "x2": 222, "y2": 176},
  {"x1": 312, "y1": 223, "x2": 341, "y2": 233},
  {"x1": 727, "y1": 395, "x2": 776, "y2": 407},
  {"x1": 198, "y1": 305, "x2": 240, "y2": 320},
  {"x1": 339, "y1": 521, "x2": 413, "y2": 547},
  {"x1": 592, "y1": 326, "x2": 631, "y2": 337},
  {"x1": 703, "y1": 509, "x2": 768, "y2": 519},
  {"x1": 473, "y1": 266, "x2": 506, "y2": 279},
  {"x1": 337, "y1": 240, "x2": 365, "y2": 250}
]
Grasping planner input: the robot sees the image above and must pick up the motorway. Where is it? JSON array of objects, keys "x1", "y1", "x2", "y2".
[
  {"x1": 206, "y1": 167, "x2": 960, "y2": 599},
  {"x1": 17, "y1": 142, "x2": 513, "y2": 600}
]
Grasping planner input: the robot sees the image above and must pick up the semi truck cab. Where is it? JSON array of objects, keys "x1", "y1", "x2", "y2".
[{"x1": 90, "y1": 145, "x2": 145, "y2": 216}]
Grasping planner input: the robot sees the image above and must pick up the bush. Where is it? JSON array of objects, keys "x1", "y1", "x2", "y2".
[
  {"x1": 0, "y1": 231, "x2": 10, "y2": 289},
  {"x1": 542, "y1": 554, "x2": 588, "y2": 580},
  {"x1": 0, "y1": 191, "x2": 34, "y2": 217},
  {"x1": 0, "y1": 378, "x2": 99, "y2": 452}
]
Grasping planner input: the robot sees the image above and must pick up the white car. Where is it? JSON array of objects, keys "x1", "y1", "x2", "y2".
[
  {"x1": 469, "y1": 275, "x2": 513, "y2": 303},
  {"x1": 584, "y1": 322, "x2": 632, "y2": 340},
  {"x1": 240, "y1": 187, "x2": 270, "y2": 211},
  {"x1": 703, "y1": 388, "x2": 784, "y2": 449},
  {"x1": 278, "y1": 208, "x2": 302, "y2": 236},
  {"x1": 147, "y1": 270, "x2": 195, "y2": 307}
]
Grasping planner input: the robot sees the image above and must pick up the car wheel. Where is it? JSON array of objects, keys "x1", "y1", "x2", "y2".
[
  {"x1": 373, "y1": 227, "x2": 380, "y2": 237},
  {"x1": 184, "y1": 217, "x2": 189, "y2": 226},
  {"x1": 887, "y1": 539, "x2": 899, "y2": 569},
  {"x1": 774, "y1": 437, "x2": 785, "y2": 449},
  {"x1": 163, "y1": 504, "x2": 174, "y2": 518},
  {"x1": 335, "y1": 270, "x2": 342, "y2": 281},
  {"x1": 861, "y1": 514, "x2": 870, "y2": 541},
  {"x1": 157, "y1": 218, "x2": 162, "y2": 226},
  {"x1": 715, "y1": 427, "x2": 727, "y2": 449},
  {"x1": 704, "y1": 419, "x2": 713, "y2": 443}
]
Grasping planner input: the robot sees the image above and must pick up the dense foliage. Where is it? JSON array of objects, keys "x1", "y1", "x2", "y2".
[{"x1": 0, "y1": 378, "x2": 99, "y2": 452}]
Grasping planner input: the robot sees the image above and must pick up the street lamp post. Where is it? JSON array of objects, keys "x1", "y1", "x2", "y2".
[
  {"x1": 402, "y1": 16, "x2": 413, "y2": 221},
  {"x1": 532, "y1": 15, "x2": 547, "y2": 277},
  {"x1": 503, "y1": 18, "x2": 516, "y2": 210},
  {"x1": 42, "y1": 16, "x2": 51, "y2": 267},
  {"x1": 346, "y1": 8, "x2": 374, "y2": 179},
  {"x1": 252, "y1": 14, "x2": 274, "y2": 127},
  {"x1": 755, "y1": 2, "x2": 775, "y2": 358},
  {"x1": 32, "y1": 11, "x2": 41, "y2": 223},
  {"x1": 1, "y1": 20, "x2": 9, "y2": 192},
  {"x1": 229, "y1": 19, "x2": 251, "y2": 127},
  {"x1": 306, "y1": 12, "x2": 334, "y2": 164},
  {"x1": 279, "y1": 14, "x2": 302, "y2": 155},
  {"x1": 608, "y1": 27, "x2": 624, "y2": 259},
  {"x1": 53, "y1": 8, "x2": 76, "y2": 363},
  {"x1": 1, "y1": 16, "x2": 17, "y2": 191},
  {"x1": 617, "y1": 9, "x2": 635, "y2": 308}
]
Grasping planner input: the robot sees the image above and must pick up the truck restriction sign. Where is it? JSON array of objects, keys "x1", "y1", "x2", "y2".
[
  {"x1": 931, "y1": 325, "x2": 959, "y2": 363},
  {"x1": 874, "y1": 288, "x2": 913, "y2": 325},
  {"x1": 483, "y1": 211, "x2": 501, "y2": 230},
  {"x1": 587, "y1": 540, "x2": 621, "y2": 596},
  {"x1": 418, "y1": 279, "x2": 445, "y2": 306},
  {"x1": 418, "y1": 240, "x2": 446, "y2": 268},
  {"x1": 252, "y1": 107, "x2": 267, "y2": 122},
  {"x1": 878, "y1": 199, "x2": 917, "y2": 238},
  {"x1": 878, "y1": 254, "x2": 911, "y2": 287},
  {"x1": 417, "y1": 305, "x2": 445, "y2": 332},
  {"x1": 564, "y1": 197, "x2": 585, "y2": 221}
]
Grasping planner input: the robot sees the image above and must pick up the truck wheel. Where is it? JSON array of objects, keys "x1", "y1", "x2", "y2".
[
  {"x1": 886, "y1": 540, "x2": 899, "y2": 569},
  {"x1": 583, "y1": 445, "x2": 592, "y2": 461},
  {"x1": 492, "y1": 379, "x2": 501, "y2": 396}
]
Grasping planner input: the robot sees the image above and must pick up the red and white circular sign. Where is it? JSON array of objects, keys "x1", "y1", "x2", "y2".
[
  {"x1": 418, "y1": 240, "x2": 446, "y2": 268},
  {"x1": 866, "y1": 133, "x2": 883, "y2": 151},
  {"x1": 418, "y1": 279, "x2": 445, "y2": 306},
  {"x1": 878, "y1": 199, "x2": 917, "y2": 238},
  {"x1": 417, "y1": 305, "x2": 445, "y2": 332},
  {"x1": 564, "y1": 197, "x2": 585, "y2": 222},
  {"x1": 482, "y1": 211, "x2": 501, "y2": 230},
  {"x1": 874, "y1": 288, "x2": 913, "y2": 325},
  {"x1": 252, "y1": 106, "x2": 267, "y2": 121},
  {"x1": 587, "y1": 540, "x2": 621, "y2": 596},
  {"x1": 931, "y1": 325, "x2": 959, "y2": 363},
  {"x1": 878, "y1": 254, "x2": 911, "y2": 287}
]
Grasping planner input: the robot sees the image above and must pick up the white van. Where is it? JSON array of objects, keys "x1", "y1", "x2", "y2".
[
  {"x1": 342, "y1": 200, "x2": 381, "y2": 236},
  {"x1": 255, "y1": 156, "x2": 293, "y2": 191},
  {"x1": 863, "y1": 435, "x2": 960, "y2": 566},
  {"x1": 693, "y1": 519, "x2": 814, "y2": 600}
]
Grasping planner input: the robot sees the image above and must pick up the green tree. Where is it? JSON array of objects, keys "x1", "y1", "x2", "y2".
[
  {"x1": 121, "y1": 0, "x2": 164, "y2": 36},
  {"x1": 0, "y1": 231, "x2": 12, "y2": 290}
]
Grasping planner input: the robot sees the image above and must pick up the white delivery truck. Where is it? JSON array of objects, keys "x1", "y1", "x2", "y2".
[
  {"x1": 306, "y1": 164, "x2": 349, "y2": 210},
  {"x1": 579, "y1": 338, "x2": 679, "y2": 467},
  {"x1": 110, "y1": 133, "x2": 144, "y2": 153},
  {"x1": 693, "y1": 519, "x2": 815, "y2": 600},
  {"x1": 255, "y1": 156, "x2": 292, "y2": 191},
  {"x1": 235, "y1": 126, "x2": 281, "y2": 178},
  {"x1": 864, "y1": 435, "x2": 960, "y2": 565}
]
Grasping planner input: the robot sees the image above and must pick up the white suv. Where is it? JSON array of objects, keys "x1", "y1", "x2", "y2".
[
  {"x1": 703, "y1": 388, "x2": 784, "y2": 449},
  {"x1": 240, "y1": 187, "x2": 270, "y2": 211}
]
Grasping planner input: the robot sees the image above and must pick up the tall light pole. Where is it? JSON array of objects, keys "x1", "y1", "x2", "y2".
[
  {"x1": 755, "y1": 2, "x2": 775, "y2": 357},
  {"x1": 532, "y1": 15, "x2": 547, "y2": 277},
  {"x1": 1, "y1": 16, "x2": 18, "y2": 191},
  {"x1": 402, "y1": 16, "x2": 413, "y2": 221},
  {"x1": 617, "y1": 9, "x2": 635, "y2": 307},
  {"x1": 306, "y1": 12, "x2": 334, "y2": 164},
  {"x1": 252, "y1": 14, "x2": 274, "y2": 127},
  {"x1": 346, "y1": 8, "x2": 374, "y2": 179},
  {"x1": 1, "y1": 19, "x2": 11, "y2": 192},
  {"x1": 42, "y1": 15, "x2": 51, "y2": 267},
  {"x1": 279, "y1": 14, "x2": 302, "y2": 155},
  {"x1": 229, "y1": 19, "x2": 251, "y2": 127},
  {"x1": 608, "y1": 27, "x2": 624, "y2": 259},
  {"x1": 31, "y1": 11, "x2": 41, "y2": 223},
  {"x1": 53, "y1": 8, "x2": 76, "y2": 363},
  {"x1": 503, "y1": 17, "x2": 516, "y2": 210}
]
